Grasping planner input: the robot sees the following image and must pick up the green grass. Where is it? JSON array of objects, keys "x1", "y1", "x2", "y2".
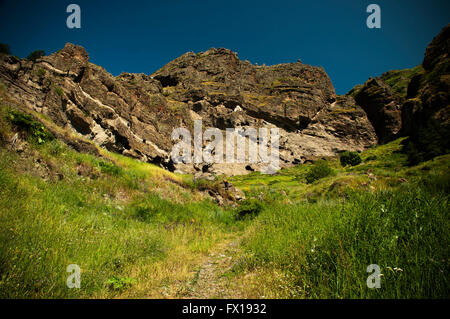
[
  {"x1": 0, "y1": 102, "x2": 449, "y2": 298},
  {"x1": 224, "y1": 137, "x2": 450, "y2": 298},
  {"x1": 6, "y1": 108, "x2": 54, "y2": 144},
  {"x1": 305, "y1": 160, "x2": 335, "y2": 184},
  {"x1": 54, "y1": 86, "x2": 64, "y2": 97},
  {"x1": 0, "y1": 130, "x2": 236, "y2": 298},
  {"x1": 36, "y1": 68, "x2": 46, "y2": 77},
  {"x1": 380, "y1": 65, "x2": 423, "y2": 97},
  {"x1": 234, "y1": 175, "x2": 449, "y2": 298}
]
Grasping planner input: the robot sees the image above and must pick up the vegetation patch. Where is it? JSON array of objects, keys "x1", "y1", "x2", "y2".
[
  {"x1": 305, "y1": 160, "x2": 334, "y2": 184},
  {"x1": 54, "y1": 86, "x2": 64, "y2": 96},
  {"x1": 6, "y1": 109, "x2": 54, "y2": 144},
  {"x1": 106, "y1": 276, "x2": 137, "y2": 291},
  {"x1": 340, "y1": 151, "x2": 362, "y2": 167},
  {"x1": 235, "y1": 198, "x2": 263, "y2": 220}
]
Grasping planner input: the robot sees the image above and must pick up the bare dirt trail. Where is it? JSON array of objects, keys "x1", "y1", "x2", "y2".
[{"x1": 178, "y1": 236, "x2": 243, "y2": 299}]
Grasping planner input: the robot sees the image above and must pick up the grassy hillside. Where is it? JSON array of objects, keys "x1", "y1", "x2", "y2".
[
  {"x1": 0, "y1": 102, "x2": 240, "y2": 298},
  {"x1": 0, "y1": 101, "x2": 448, "y2": 298},
  {"x1": 380, "y1": 65, "x2": 423, "y2": 98}
]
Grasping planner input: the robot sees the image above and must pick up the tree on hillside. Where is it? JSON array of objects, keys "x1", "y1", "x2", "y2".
[
  {"x1": 0, "y1": 43, "x2": 11, "y2": 55},
  {"x1": 26, "y1": 50, "x2": 45, "y2": 62}
]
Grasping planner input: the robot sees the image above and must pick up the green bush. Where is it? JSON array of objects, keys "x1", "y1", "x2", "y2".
[
  {"x1": 340, "y1": 151, "x2": 362, "y2": 167},
  {"x1": 305, "y1": 160, "x2": 334, "y2": 184},
  {"x1": 54, "y1": 86, "x2": 64, "y2": 96},
  {"x1": 97, "y1": 160, "x2": 122, "y2": 176},
  {"x1": 26, "y1": 50, "x2": 45, "y2": 62},
  {"x1": 7, "y1": 110, "x2": 54, "y2": 144},
  {"x1": 0, "y1": 43, "x2": 11, "y2": 55},
  {"x1": 235, "y1": 198, "x2": 263, "y2": 220},
  {"x1": 105, "y1": 276, "x2": 136, "y2": 291},
  {"x1": 0, "y1": 105, "x2": 10, "y2": 145},
  {"x1": 36, "y1": 68, "x2": 46, "y2": 77}
]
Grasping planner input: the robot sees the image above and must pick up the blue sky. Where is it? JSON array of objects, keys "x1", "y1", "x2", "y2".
[{"x1": 0, "y1": 0, "x2": 449, "y2": 94}]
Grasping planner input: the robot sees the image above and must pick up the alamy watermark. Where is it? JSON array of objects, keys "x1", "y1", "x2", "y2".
[
  {"x1": 366, "y1": 264, "x2": 381, "y2": 289},
  {"x1": 66, "y1": 264, "x2": 81, "y2": 288},
  {"x1": 66, "y1": 4, "x2": 81, "y2": 29},
  {"x1": 171, "y1": 120, "x2": 280, "y2": 174},
  {"x1": 366, "y1": 4, "x2": 381, "y2": 29}
]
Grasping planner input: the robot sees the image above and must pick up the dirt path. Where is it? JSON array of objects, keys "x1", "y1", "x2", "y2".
[{"x1": 179, "y1": 237, "x2": 243, "y2": 299}]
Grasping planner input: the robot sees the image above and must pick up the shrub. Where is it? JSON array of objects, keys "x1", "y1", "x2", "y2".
[
  {"x1": 97, "y1": 160, "x2": 122, "y2": 176},
  {"x1": 235, "y1": 198, "x2": 263, "y2": 220},
  {"x1": 26, "y1": 50, "x2": 45, "y2": 62},
  {"x1": 47, "y1": 140, "x2": 65, "y2": 156},
  {"x1": 305, "y1": 160, "x2": 334, "y2": 184},
  {"x1": 37, "y1": 68, "x2": 46, "y2": 77},
  {"x1": 105, "y1": 276, "x2": 136, "y2": 291},
  {"x1": 54, "y1": 86, "x2": 64, "y2": 96},
  {"x1": 7, "y1": 109, "x2": 54, "y2": 144},
  {"x1": 340, "y1": 151, "x2": 362, "y2": 167},
  {"x1": 0, "y1": 43, "x2": 11, "y2": 55}
]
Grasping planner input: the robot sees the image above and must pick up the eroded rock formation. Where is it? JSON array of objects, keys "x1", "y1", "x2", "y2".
[{"x1": 0, "y1": 43, "x2": 380, "y2": 175}]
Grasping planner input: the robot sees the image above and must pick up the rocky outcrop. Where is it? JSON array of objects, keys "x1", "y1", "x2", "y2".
[
  {"x1": 152, "y1": 48, "x2": 377, "y2": 173},
  {"x1": 152, "y1": 48, "x2": 337, "y2": 132},
  {"x1": 0, "y1": 44, "x2": 378, "y2": 175},
  {"x1": 401, "y1": 24, "x2": 450, "y2": 163},
  {"x1": 0, "y1": 43, "x2": 184, "y2": 169},
  {"x1": 345, "y1": 24, "x2": 449, "y2": 162},
  {"x1": 353, "y1": 77, "x2": 403, "y2": 143}
]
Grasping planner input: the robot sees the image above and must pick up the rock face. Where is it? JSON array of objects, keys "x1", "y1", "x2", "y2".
[
  {"x1": 0, "y1": 43, "x2": 183, "y2": 169},
  {"x1": 0, "y1": 44, "x2": 378, "y2": 175},
  {"x1": 151, "y1": 48, "x2": 377, "y2": 173},
  {"x1": 152, "y1": 48, "x2": 336, "y2": 132},
  {"x1": 353, "y1": 77, "x2": 403, "y2": 143},
  {"x1": 345, "y1": 24, "x2": 449, "y2": 162}
]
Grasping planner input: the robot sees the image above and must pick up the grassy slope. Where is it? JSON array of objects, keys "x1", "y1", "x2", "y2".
[
  {"x1": 380, "y1": 65, "x2": 423, "y2": 97},
  {"x1": 228, "y1": 141, "x2": 449, "y2": 298},
  {"x1": 345, "y1": 65, "x2": 423, "y2": 100},
  {"x1": 0, "y1": 100, "x2": 240, "y2": 298},
  {"x1": 0, "y1": 98, "x2": 448, "y2": 298}
]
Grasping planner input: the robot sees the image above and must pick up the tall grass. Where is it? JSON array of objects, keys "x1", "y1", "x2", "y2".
[
  {"x1": 0, "y1": 102, "x2": 448, "y2": 299},
  {"x1": 0, "y1": 144, "x2": 235, "y2": 298}
]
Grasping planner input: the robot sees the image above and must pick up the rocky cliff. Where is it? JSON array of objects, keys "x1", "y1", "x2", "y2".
[
  {"x1": 0, "y1": 44, "x2": 378, "y2": 175},
  {"x1": 401, "y1": 24, "x2": 450, "y2": 163},
  {"x1": 2, "y1": 24, "x2": 448, "y2": 175}
]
